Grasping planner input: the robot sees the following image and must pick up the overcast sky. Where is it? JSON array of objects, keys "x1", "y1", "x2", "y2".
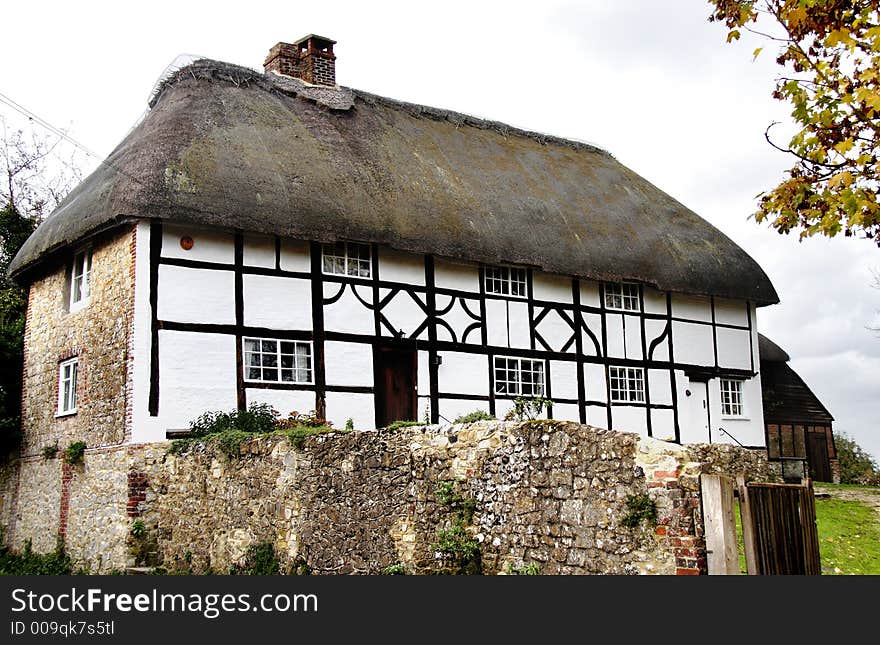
[{"x1": 2, "y1": 0, "x2": 878, "y2": 460}]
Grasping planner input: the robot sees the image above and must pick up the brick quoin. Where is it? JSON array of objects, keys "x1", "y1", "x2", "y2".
[
  {"x1": 58, "y1": 462, "x2": 74, "y2": 540},
  {"x1": 127, "y1": 470, "x2": 148, "y2": 517}
]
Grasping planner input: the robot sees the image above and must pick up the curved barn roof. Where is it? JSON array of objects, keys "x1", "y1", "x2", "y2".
[
  {"x1": 10, "y1": 59, "x2": 778, "y2": 304},
  {"x1": 758, "y1": 333, "x2": 791, "y2": 363}
]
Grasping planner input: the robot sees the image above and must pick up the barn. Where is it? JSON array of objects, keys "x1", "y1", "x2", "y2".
[
  {"x1": 759, "y1": 334, "x2": 838, "y2": 482},
  {"x1": 8, "y1": 35, "x2": 778, "y2": 454}
]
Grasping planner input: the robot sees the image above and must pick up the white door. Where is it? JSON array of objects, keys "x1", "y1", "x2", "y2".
[{"x1": 680, "y1": 379, "x2": 710, "y2": 444}]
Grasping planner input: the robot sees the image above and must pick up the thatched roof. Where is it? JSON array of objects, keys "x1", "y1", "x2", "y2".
[
  {"x1": 9, "y1": 59, "x2": 778, "y2": 304},
  {"x1": 758, "y1": 333, "x2": 791, "y2": 363}
]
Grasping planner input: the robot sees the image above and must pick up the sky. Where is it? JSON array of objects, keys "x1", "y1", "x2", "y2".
[{"x1": 2, "y1": 0, "x2": 878, "y2": 461}]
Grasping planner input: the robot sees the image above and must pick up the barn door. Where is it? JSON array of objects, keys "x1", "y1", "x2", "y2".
[
  {"x1": 374, "y1": 344, "x2": 417, "y2": 428},
  {"x1": 806, "y1": 431, "x2": 832, "y2": 482}
]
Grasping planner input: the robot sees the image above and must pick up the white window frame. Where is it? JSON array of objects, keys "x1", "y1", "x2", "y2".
[
  {"x1": 69, "y1": 248, "x2": 93, "y2": 312},
  {"x1": 604, "y1": 282, "x2": 640, "y2": 312},
  {"x1": 57, "y1": 357, "x2": 78, "y2": 416},
  {"x1": 321, "y1": 241, "x2": 372, "y2": 278},
  {"x1": 243, "y1": 338, "x2": 314, "y2": 385},
  {"x1": 493, "y1": 356, "x2": 545, "y2": 397},
  {"x1": 720, "y1": 378, "x2": 745, "y2": 418},
  {"x1": 608, "y1": 366, "x2": 645, "y2": 403},
  {"x1": 484, "y1": 265, "x2": 527, "y2": 298}
]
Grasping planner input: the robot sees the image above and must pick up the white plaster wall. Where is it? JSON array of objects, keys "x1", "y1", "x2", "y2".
[
  {"x1": 417, "y1": 351, "x2": 430, "y2": 396},
  {"x1": 643, "y1": 286, "x2": 666, "y2": 314},
  {"x1": 584, "y1": 363, "x2": 607, "y2": 402},
  {"x1": 243, "y1": 275, "x2": 311, "y2": 330},
  {"x1": 650, "y1": 409, "x2": 676, "y2": 442},
  {"x1": 130, "y1": 221, "x2": 159, "y2": 442},
  {"x1": 381, "y1": 289, "x2": 428, "y2": 339},
  {"x1": 438, "y1": 398, "x2": 491, "y2": 422},
  {"x1": 648, "y1": 370, "x2": 672, "y2": 405},
  {"x1": 582, "y1": 314, "x2": 602, "y2": 356},
  {"x1": 671, "y1": 293, "x2": 712, "y2": 322},
  {"x1": 549, "y1": 360, "x2": 579, "y2": 400},
  {"x1": 708, "y1": 376, "x2": 766, "y2": 446},
  {"x1": 624, "y1": 314, "x2": 643, "y2": 360},
  {"x1": 158, "y1": 330, "x2": 238, "y2": 430},
  {"x1": 438, "y1": 352, "x2": 489, "y2": 395},
  {"x1": 323, "y1": 284, "x2": 374, "y2": 335},
  {"x1": 579, "y1": 280, "x2": 601, "y2": 307},
  {"x1": 645, "y1": 319, "x2": 669, "y2": 361},
  {"x1": 325, "y1": 392, "x2": 374, "y2": 431},
  {"x1": 243, "y1": 233, "x2": 275, "y2": 268},
  {"x1": 611, "y1": 406, "x2": 648, "y2": 437},
  {"x1": 280, "y1": 239, "x2": 310, "y2": 272},
  {"x1": 507, "y1": 301, "x2": 530, "y2": 349},
  {"x1": 671, "y1": 321, "x2": 714, "y2": 366},
  {"x1": 324, "y1": 342, "x2": 373, "y2": 387},
  {"x1": 535, "y1": 309, "x2": 574, "y2": 353},
  {"x1": 161, "y1": 224, "x2": 234, "y2": 264},
  {"x1": 716, "y1": 327, "x2": 752, "y2": 370},
  {"x1": 585, "y1": 405, "x2": 607, "y2": 427},
  {"x1": 417, "y1": 395, "x2": 432, "y2": 423},
  {"x1": 435, "y1": 258, "x2": 479, "y2": 292},
  {"x1": 552, "y1": 403, "x2": 580, "y2": 423},
  {"x1": 379, "y1": 248, "x2": 425, "y2": 285},
  {"x1": 533, "y1": 272, "x2": 571, "y2": 303},
  {"x1": 246, "y1": 388, "x2": 316, "y2": 417},
  {"x1": 158, "y1": 265, "x2": 235, "y2": 324},
  {"x1": 485, "y1": 299, "x2": 508, "y2": 347},
  {"x1": 605, "y1": 314, "x2": 625, "y2": 358},
  {"x1": 493, "y1": 398, "x2": 516, "y2": 421},
  {"x1": 714, "y1": 298, "x2": 749, "y2": 326}
]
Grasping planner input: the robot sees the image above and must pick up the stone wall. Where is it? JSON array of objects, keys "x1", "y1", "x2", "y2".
[
  {"x1": 21, "y1": 226, "x2": 135, "y2": 456},
  {"x1": 1, "y1": 421, "x2": 776, "y2": 574},
  {"x1": 686, "y1": 443, "x2": 781, "y2": 482}
]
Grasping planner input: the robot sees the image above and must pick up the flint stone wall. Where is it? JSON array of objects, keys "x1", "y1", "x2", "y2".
[{"x1": 1, "y1": 421, "x2": 773, "y2": 574}]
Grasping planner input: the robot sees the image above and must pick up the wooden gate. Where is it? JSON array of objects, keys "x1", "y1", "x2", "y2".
[
  {"x1": 746, "y1": 481, "x2": 821, "y2": 575},
  {"x1": 701, "y1": 475, "x2": 821, "y2": 575}
]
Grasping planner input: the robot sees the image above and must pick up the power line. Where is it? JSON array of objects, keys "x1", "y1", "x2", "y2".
[{"x1": 0, "y1": 90, "x2": 103, "y2": 162}]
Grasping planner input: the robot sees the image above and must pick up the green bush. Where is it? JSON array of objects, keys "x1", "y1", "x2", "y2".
[
  {"x1": 189, "y1": 403, "x2": 277, "y2": 437},
  {"x1": 380, "y1": 563, "x2": 406, "y2": 575},
  {"x1": 285, "y1": 425, "x2": 335, "y2": 450},
  {"x1": 504, "y1": 396, "x2": 549, "y2": 422},
  {"x1": 63, "y1": 441, "x2": 86, "y2": 465},
  {"x1": 130, "y1": 521, "x2": 147, "y2": 539},
  {"x1": 0, "y1": 539, "x2": 73, "y2": 575},
  {"x1": 620, "y1": 493, "x2": 657, "y2": 528},
  {"x1": 835, "y1": 432, "x2": 880, "y2": 485},
  {"x1": 454, "y1": 410, "x2": 495, "y2": 424},
  {"x1": 41, "y1": 442, "x2": 58, "y2": 459},
  {"x1": 432, "y1": 481, "x2": 481, "y2": 574},
  {"x1": 229, "y1": 542, "x2": 280, "y2": 575},
  {"x1": 506, "y1": 562, "x2": 540, "y2": 575},
  {"x1": 385, "y1": 420, "x2": 425, "y2": 431}
]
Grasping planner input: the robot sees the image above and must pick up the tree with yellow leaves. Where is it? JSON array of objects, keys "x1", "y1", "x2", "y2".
[{"x1": 708, "y1": 1, "x2": 880, "y2": 244}]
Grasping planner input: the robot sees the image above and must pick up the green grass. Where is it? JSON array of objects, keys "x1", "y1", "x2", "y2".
[{"x1": 814, "y1": 496, "x2": 880, "y2": 575}]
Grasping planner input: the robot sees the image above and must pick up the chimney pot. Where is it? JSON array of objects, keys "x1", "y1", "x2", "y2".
[{"x1": 264, "y1": 34, "x2": 337, "y2": 86}]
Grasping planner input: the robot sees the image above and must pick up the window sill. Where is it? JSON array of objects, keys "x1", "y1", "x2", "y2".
[
  {"x1": 721, "y1": 415, "x2": 749, "y2": 421},
  {"x1": 605, "y1": 307, "x2": 641, "y2": 314},
  {"x1": 69, "y1": 300, "x2": 90, "y2": 314},
  {"x1": 55, "y1": 410, "x2": 78, "y2": 419}
]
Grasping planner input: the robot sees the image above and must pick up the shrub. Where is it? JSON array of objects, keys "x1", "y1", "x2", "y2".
[
  {"x1": 385, "y1": 420, "x2": 425, "y2": 431},
  {"x1": 212, "y1": 429, "x2": 252, "y2": 459},
  {"x1": 284, "y1": 425, "x2": 335, "y2": 450},
  {"x1": 63, "y1": 441, "x2": 86, "y2": 465},
  {"x1": 381, "y1": 563, "x2": 406, "y2": 575},
  {"x1": 41, "y1": 442, "x2": 58, "y2": 460},
  {"x1": 506, "y1": 562, "x2": 540, "y2": 575},
  {"x1": 620, "y1": 493, "x2": 657, "y2": 528},
  {"x1": 504, "y1": 397, "x2": 549, "y2": 422},
  {"x1": 432, "y1": 481, "x2": 481, "y2": 574},
  {"x1": 189, "y1": 403, "x2": 277, "y2": 437},
  {"x1": 0, "y1": 539, "x2": 73, "y2": 575},
  {"x1": 229, "y1": 542, "x2": 280, "y2": 575},
  {"x1": 454, "y1": 410, "x2": 495, "y2": 424},
  {"x1": 130, "y1": 521, "x2": 147, "y2": 539},
  {"x1": 835, "y1": 432, "x2": 880, "y2": 486}
]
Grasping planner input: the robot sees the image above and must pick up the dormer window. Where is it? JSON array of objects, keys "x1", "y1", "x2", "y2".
[
  {"x1": 70, "y1": 249, "x2": 92, "y2": 311},
  {"x1": 485, "y1": 265, "x2": 526, "y2": 297},
  {"x1": 604, "y1": 282, "x2": 639, "y2": 312},
  {"x1": 322, "y1": 241, "x2": 371, "y2": 278}
]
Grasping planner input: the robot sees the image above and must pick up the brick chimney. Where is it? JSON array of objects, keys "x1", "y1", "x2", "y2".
[{"x1": 264, "y1": 34, "x2": 337, "y2": 86}]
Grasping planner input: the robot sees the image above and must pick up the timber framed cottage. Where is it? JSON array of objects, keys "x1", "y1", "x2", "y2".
[{"x1": 9, "y1": 35, "x2": 779, "y2": 456}]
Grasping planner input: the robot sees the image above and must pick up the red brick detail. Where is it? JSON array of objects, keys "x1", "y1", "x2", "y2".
[
  {"x1": 124, "y1": 224, "x2": 137, "y2": 443},
  {"x1": 652, "y1": 470, "x2": 679, "y2": 480},
  {"x1": 127, "y1": 470, "x2": 149, "y2": 517},
  {"x1": 654, "y1": 526, "x2": 667, "y2": 536},
  {"x1": 58, "y1": 462, "x2": 74, "y2": 539},
  {"x1": 676, "y1": 567, "x2": 701, "y2": 576}
]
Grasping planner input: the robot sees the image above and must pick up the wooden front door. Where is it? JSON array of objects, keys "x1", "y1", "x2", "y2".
[
  {"x1": 806, "y1": 430, "x2": 832, "y2": 482},
  {"x1": 374, "y1": 344, "x2": 417, "y2": 428}
]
